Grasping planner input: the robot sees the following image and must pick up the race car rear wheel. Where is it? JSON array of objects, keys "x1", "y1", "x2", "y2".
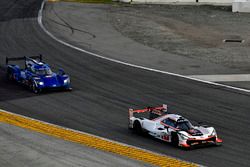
[
  {"x1": 171, "y1": 132, "x2": 179, "y2": 147},
  {"x1": 133, "y1": 121, "x2": 143, "y2": 135}
]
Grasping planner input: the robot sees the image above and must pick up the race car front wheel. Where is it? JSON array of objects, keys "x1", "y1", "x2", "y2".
[
  {"x1": 171, "y1": 132, "x2": 179, "y2": 147},
  {"x1": 31, "y1": 82, "x2": 41, "y2": 94}
]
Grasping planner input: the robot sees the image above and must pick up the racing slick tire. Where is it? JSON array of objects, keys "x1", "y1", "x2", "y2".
[
  {"x1": 31, "y1": 81, "x2": 41, "y2": 94},
  {"x1": 171, "y1": 132, "x2": 179, "y2": 147},
  {"x1": 133, "y1": 121, "x2": 143, "y2": 135},
  {"x1": 6, "y1": 70, "x2": 14, "y2": 81}
]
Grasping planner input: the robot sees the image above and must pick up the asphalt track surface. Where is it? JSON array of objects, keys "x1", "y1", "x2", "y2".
[
  {"x1": 0, "y1": 0, "x2": 250, "y2": 166},
  {"x1": 0, "y1": 123, "x2": 152, "y2": 167}
]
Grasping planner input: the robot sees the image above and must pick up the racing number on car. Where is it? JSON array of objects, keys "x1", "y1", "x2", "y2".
[{"x1": 161, "y1": 132, "x2": 169, "y2": 141}]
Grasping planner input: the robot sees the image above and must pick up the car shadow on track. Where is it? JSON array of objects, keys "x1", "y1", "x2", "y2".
[{"x1": 0, "y1": 68, "x2": 35, "y2": 101}]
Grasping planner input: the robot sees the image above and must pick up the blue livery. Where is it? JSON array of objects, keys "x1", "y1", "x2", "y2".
[{"x1": 6, "y1": 55, "x2": 72, "y2": 93}]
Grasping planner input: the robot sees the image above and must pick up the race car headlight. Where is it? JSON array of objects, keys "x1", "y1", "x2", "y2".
[
  {"x1": 179, "y1": 133, "x2": 189, "y2": 140},
  {"x1": 64, "y1": 78, "x2": 70, "y2": 84},
  {"x1": 38, "y1": 81, "x2": 44, "y2": 86}
]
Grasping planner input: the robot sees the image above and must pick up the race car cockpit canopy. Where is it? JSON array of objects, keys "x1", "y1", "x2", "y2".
[
  {"x1": 161, "y1": 116, "x2": 194, "y2": 131},
  {"x1": 176, "y1": 119, "x2": 193, "y2": 131},
  {"x1": 30, "y1": 64, "x2": 52, "y2": 75}
]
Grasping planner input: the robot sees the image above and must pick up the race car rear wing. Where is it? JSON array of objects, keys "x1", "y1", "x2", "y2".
[
  {"x1": 129, "y1": 104, "x2": 168, "y2": 119},
  {"x1": 6, "y1": 55, "x2": 43, "y2": 65}
]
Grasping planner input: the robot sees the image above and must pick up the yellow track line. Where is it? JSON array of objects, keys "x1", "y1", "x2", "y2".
[{"x1": 0, "y1": 110, "x2": 197, "y2": 167}]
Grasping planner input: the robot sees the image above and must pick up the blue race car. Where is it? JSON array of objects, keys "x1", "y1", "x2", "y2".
[{"x1": 6, "y1": 55, "x2": 72, "y2": 93}]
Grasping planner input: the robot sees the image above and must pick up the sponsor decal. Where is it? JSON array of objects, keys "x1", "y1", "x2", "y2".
[{"x1": 161, "y1": 132, "x2": 169, "y2": 141}]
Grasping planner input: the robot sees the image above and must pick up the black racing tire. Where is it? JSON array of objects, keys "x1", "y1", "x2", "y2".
[
  {"x1": 31, "y1": 82, "x2": 41, "y2": 94},
  {"x1": 133, "y1": 121, "x2": 143, "y2": 135},
  {"x1": 6, "y1": 71, "x2": 13, "y2": 81},
  {"x1": 171, "y1": 132, "x2": 179, "y2": 147}
]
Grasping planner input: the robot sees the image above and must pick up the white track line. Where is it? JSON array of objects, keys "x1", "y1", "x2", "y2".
[
  {"x1": 38, "y1": 0, "x2": 250, "y2": 93},
  {"x1": 189, "y1": 74, "x2": 250, "y2": 82}
]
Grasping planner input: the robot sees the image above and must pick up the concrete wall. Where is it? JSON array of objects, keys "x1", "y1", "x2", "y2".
[
  {"x1": 120, "y1": 0, "x2": 232, "y2": 5},
  {"x1": 119, "y1": 0, "x2": 250, "y2": 13},
  {"x1": 198, "y1": 0, "x2": 232, "y2": 4},
  {"x1": 233, "y1": 0, "x2": 250, "y2": 12},
  {"x1": 129, "y1": 0, "x2": 196, "y2": 3}
]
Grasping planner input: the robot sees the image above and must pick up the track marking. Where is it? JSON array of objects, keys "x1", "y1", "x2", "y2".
[
  {"x1": 188, "y1": 74, "x2": 250, "y2": 82},
  {"x1": 38, "y1": 0, "x2": 250, "y2": 93},
  {"x1": 0, "y1": 110, "x2": 198, "y2": 167}
]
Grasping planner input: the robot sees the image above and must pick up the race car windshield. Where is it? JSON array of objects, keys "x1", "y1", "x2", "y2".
[
  {"x1": 176, "y1": 121, "x2": 193, "y2": 131},
  {"x1": 35, "y1": 68, "x2": 52, "y2": 75}
]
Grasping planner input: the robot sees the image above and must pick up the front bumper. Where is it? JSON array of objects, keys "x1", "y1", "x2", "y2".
[
  {"x1": 37, "y1": 82, "x2": 71, "y2": 89},
  {"x1": 180, "y1": 136, "x2": 222, "y2": 148},
  {"x1": 37, "y1": 84, "x2": 72, "y2": 92}
]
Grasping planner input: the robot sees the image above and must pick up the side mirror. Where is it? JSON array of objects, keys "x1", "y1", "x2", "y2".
[
  {"x1": 158, "y1": 127, "x2": 164, "y2": 130},
  {"x1": 58, "y1": 68, "x2": 65, "y2": 75}
]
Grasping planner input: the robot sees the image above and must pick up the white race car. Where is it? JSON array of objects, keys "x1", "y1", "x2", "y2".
[{"x1": 128, "y1": 104, "x2": 222, "y2": 148}]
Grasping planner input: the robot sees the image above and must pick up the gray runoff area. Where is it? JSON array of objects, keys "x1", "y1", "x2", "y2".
[
  {"x1": 0, "y1": 0, "x2": 250, "y2": 167},
  {"x1": 0, "y1": 123, "x2": 153, "y2": 167},
  {"x1": 44, "y1": 2, "x2": 250, "y2": 89}
]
